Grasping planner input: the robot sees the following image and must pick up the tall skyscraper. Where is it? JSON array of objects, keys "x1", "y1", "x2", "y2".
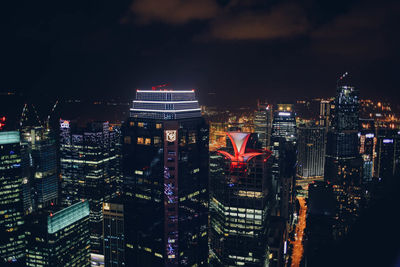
[
  {"x1": 324, "y1": 85, "x2": 362, "y2": 238},
  {"x1": 297, "y1": 125, "x2": 326, "y2": 179},
  {"x1": 60, "y1": 120, "x2": 120, "y2": 254},
  {"x1": 25, "y1": 200, "x2": 91, "y2": 266},
  {"x1": 270, "y1": 103, "x2": 297, "y2": 243},
  {"x1": 375, "y1": 129, "x2": 400, "y2": 180},
  {"x1": 21, "y1": 126, "x2": 58, "y2": 210},
  {"x1": 319, "y1": 99, "x2": 332, "y2": 131},
  {"x1": 209, "y1": 132, "x2": 272, "y2": 266},
  {"x1": 0, "y1": 131, "x2": 27, "y2": 264},
  {"x1": 359, "y1": 119, "x2": 376, "y2": 182},
  {"x1": 271, "y1": 104, "x2": 297, "y2": 144},
  {"x1": 122, "y1": 88, "x2": 209, "y2": 266},
  {"x1": 254, "y1": 101, "x2": 273, "y2": 149}
]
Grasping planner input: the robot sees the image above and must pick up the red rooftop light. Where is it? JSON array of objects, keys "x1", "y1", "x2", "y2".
[{"x1": 217, "y1": 132, "x2": 272, "y2": 170}]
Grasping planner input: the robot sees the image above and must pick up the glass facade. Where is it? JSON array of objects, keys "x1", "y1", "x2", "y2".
[
  {"x1": 324, "y1": 85, "x2": 362, "y2": 239},
  {"x1": 25, "y1": 201, "x2": 90, "y2": 266},
  {"x1": 60, "y1": 120, "x2": 120, "y2": 254},
  {"x1": 21, "y1": 126, "x2": 58, "y2": 210},
  {"x1": 271, "y1": 104, "x2": 297, "y2": 144},
  {"x1": 254, "y1": 103, "x2": 273, "y2": 149},
  {"x1": 209, "y1": 132, "x2": 272, "y2": 266},
  {"x1": 375, "y1": 129, "x2": 400, "y2": 180},
  {"x1": 0, "y1": 131, "x2": 27, "y2": 264},
  {"x1": 297, "y1": 126, "x2": 326, "y2": 179}
]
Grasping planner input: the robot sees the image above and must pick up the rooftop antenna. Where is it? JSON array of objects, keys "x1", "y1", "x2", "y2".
[
  {"x1": 336, "y1": 72, "x2": 348, "y2": 87},
  {"x1": 151, "y1": 83, "x2": 169, "y2": 90},
  {"x1": 46, "y1": 100, "x2": 59, "y2": 129}
]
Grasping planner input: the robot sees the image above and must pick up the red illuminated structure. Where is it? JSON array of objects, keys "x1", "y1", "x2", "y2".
[
  {"x1": 210, "y1": 132, "x2": 273, "y2": 266},
  {"x1": 0, "y1": 116, "x2": 6, "y2": 130},
  {"x1": 217, "y1": 132, "x2": 272, "y2": 170},
  {"x1": 151, "y1": 83, "x2": 169, "y2": 90}
]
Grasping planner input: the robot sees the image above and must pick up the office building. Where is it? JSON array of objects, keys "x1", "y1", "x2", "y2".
[
  {"x1": 103, "y1": 201, "x2": 125, "y2": 267},
  {"x1": 324, "y1": 85, "x2": 362, "y2": 239},
  {"x1": 319, "y1": 99, "x2": 332, "y2": 131},
  {"x1": 254, "y1": 101, "x2": 273, "y2": 149},
  {"x1": 122, "y1": 88, "x2": 209, "y2": 266},
  {"x1": 209, "y1": 132, "x2": 272, "y2": 266},
  {"x1": 60, "y1": 120, "x2": 120, "y2": 254},
  {"x1": 359, "y1": 119, "x2": 376, "y2": 182},
  {"x1": 270, "y1": 104, "x2": 297, "y2": 237},
  {"x1": 0, "y1": 131, "x2": 27, "y2": 264},
  {"x1": 271, "y1": 104, "x2": 296, "y2": 144},
  {"x1": 21, "y1": 126, "x2": 58, "y2": 210},
  {"x1": 297, "y1": 125, "x2": 326, "y2": 179},
  {"x1": 25, "y1": 200, "x2": 91, "y2": 266},
  {"x1": 375, "y1": 129, "x2": 400, "y2": 180}
]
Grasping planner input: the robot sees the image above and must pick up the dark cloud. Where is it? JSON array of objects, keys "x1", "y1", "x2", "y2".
[
  {"x1": 207, "y1": 3, "x2": 309, "y2": 40},
  {"x1": 124, "y1": 0, "x2": 219, "y2": 24},
  {"x1": 311, "y1": 1, "x2": 400, "y2": 60}
]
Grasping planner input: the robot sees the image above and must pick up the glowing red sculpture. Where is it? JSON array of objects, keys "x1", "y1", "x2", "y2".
[{"x1": 217, "y1": 132, "x2": 272, "y2": 169}]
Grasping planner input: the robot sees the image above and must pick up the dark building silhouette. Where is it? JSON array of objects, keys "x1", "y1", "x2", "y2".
[
  {"x1": 324, "y1": 85, "x2": 362, "y2": 239},
  {"x1": 375, "y1": 129, "x2": 400, "y2": 180},
  {"x1": 122, "y1": 89, "x2": 209, "y2": 266},
  {"x1": 103, "y1": 201, "x2": 125, "y2": 267}
]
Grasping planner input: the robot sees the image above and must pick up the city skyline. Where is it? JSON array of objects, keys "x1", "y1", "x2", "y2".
[{"x1": 1, "y1": 1, "x2": 400, "y2": 266}]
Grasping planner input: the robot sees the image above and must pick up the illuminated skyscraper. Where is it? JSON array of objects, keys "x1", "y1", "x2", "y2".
[
  {"x1": 319, "y1": 99, "x2": 332, "y2": 131},
  {"x1": 297, "y1": 125, "x2": 326, "y2": 179},
  {"x1": 209, "y1": 132, "x2": 272, "y2": 266},
  {"x1": 60, "y1": 120, "x2": 120, "y2": 254},
  {"x1": 25, "y1": 200, "x2": 91, "y2": 266},
  {"x1": 270, "y1": 104, "x2": 297, "y2": 242},
  {"x1": 0, "y1": 131, "x2": 27, "y2": 264},
  {"x1": 359, "y1": 119, "x2": 376, "y2": 182},
  {"x1": 375, "y1": 129, "x2": 400, "y2": 180},
  {"x1": 122, "y1": 88, "x2": 209, "y2": 266},
  {"x1": 272, "y1": 104, "x2": 296, "y2": 144},
  {"x1": 21, "y1": 126, "x2": 58, "y2": 210},
  {"x1": 324, "y1": 85, "x2": 362, "y2": 238},
  {"x1": 254, "y1": 101, "x2": 273, "y2": 149}
]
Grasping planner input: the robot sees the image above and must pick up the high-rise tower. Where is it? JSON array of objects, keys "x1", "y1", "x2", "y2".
[
  {"x1": 21, "y1": 126, "x2": 58, "y2": 210},
  {"x1": 60, "y1": 120, "x2": 120, "y2": 254},
  {"x1": 324, "y1": 84, "x2": 362, "y2": 238},
  {"x1": 209, "y1": 132, "x2": 272, "y2": 266},
  {"x1": 122, "y1": 88, "x2": 209, "y2": 266},
  {"x1": 297, "y1": 125, "x2": 326, "y2": 179},
  {"x1": 0, "y1": 131, "x2": 28, "y2": 264}
]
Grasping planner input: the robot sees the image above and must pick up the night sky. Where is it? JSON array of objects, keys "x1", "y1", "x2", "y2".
[{"x1": 2, "y1": 0, "x2": 400, "y2": 106}]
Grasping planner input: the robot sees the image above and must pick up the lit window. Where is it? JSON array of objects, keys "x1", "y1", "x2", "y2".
[
  {"x1": 129, "y1": 121, "x2": 135, "y2": 127},
  {"x1": 137, "y1": 137, "x2": 144, "y2": 144},
  {"x1": 145, "y1": 138, "x2": 151, "y2": 145},
  {"x1": 188, "y1": 132, "x2": 196, "y2": 144},
  {"x1": 154, "y1": 136, "x2": 161, "y2": 145},
  {"x1": 124, "y1": 136, "x2": 131, "y2": 144},
  {"x1": 138, "y1": 122, "x2": 144, "y2": 127},
  {"x1": 156, "y1": 123, "x2": 162, "y2": 129}
]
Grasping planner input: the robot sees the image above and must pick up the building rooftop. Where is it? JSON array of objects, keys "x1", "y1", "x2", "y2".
[{"x1": 130, "y1": 89, "x2": 201, "y2": 120}]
